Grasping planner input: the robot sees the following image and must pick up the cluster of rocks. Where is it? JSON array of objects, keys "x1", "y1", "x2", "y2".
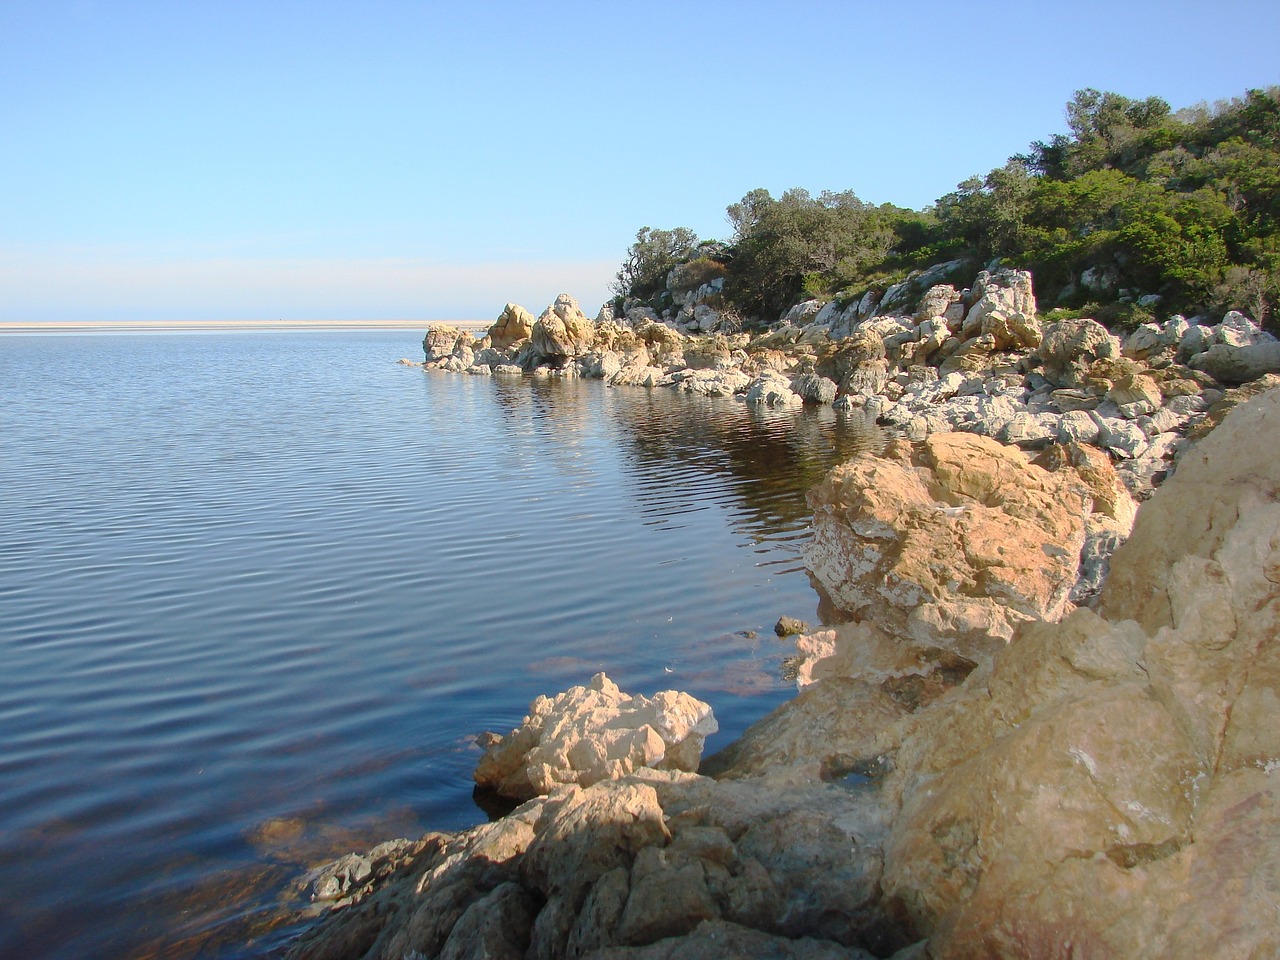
[
  {"x1": 285, "y1": 388, "x2": 1280, "y2": 959},
  {"x1": 418, "y1": 270, "x2": 1280, "y2": 504}
]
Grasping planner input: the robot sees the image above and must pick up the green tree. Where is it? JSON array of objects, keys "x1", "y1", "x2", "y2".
[
  {"x1": 611, "y1": 226, "x2": 699, "y2": 301},
  {"x1": 723, "y1": 188, "x2": 897, "y2": 322},
  {"x1": 935, "y1": 160, "x2": 1036, "y2": 260}
]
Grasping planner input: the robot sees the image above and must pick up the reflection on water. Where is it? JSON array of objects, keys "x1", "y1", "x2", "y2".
[
  {"x1": 610, "y1": 387, "x2": 883, "y2": 540},
  {"x1": 0, "y1": 333, "x2": 882, "y2": 960}
]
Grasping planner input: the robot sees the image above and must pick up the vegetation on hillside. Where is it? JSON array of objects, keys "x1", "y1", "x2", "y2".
[{"x1": 613, "y1": 86, "x2": 1280, "y2": 330}]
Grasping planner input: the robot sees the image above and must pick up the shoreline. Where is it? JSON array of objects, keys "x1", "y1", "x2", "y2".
[
  {"x1": 283, "y1": 384, "x2": 1280, "y2": 960},
  {"x1": 278, "y1": 282, "x2": 1280, "y2": 957}
]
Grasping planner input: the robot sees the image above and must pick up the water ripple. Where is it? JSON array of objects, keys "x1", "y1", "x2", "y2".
[{"x1": 0, "y1": 331, "x2": 883, "y2": 960}]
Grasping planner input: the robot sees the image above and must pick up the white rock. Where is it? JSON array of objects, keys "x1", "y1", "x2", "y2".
[
  {"x1": 1137, "y1": 407, "x2": 1184, "y2": 437},
  {"x1": 915, "y1": 284, "x2": 962, "y2": 322},
  {"x1": 1058, "y1": 410, "x2": 1101, "y2": 444},
  {"x1": 1166, "y1": 393, "x2": 1209, "y2": 416},
  {"x1": 692, "y1": 303, "x2": 721, "y2": 333},
  {"x1": 474, "y1": 673, "x2": 717, "y2": 801},
  {"x1": 999, "y1": 412, "x2": 1056, "y2": 448},
  {"x1": 1214, "y1": 310, "x2": 1265, "y2": 347},
  {"x1": 1189, "y1": 340, "x2": 1280, "y2": 385},
  {"x1": 745, "y1": 373, "x2": 802, "y2": 407},
  {"x1": 813, "y1": 301, "x2": 842, "y2": 327},
  {"x1": 792, "y1": 372, "x2": 838, "y2": 404},
  {"x1": 1122, "y1": 323, "x2": 1165, "y2": 360},
  {"x1": 781, "y1": 300, "x2": 825, "y2": 326},
  {"x1": 1093, "y1": 415, "x2": 1150, "y2": 459},
  {"x1": 673, "y1": 369, "x2": 751, "y2": 397}
]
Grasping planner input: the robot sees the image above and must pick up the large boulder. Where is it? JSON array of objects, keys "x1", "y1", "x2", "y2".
[
  {"x1": 530, "y1": 294, "x2": 596, "y2": 363},
  {"x1": 487, "y1": 303, "x2": 536, "y2": 349},
  {"x1": 792, "y1": 372, "x2": 838, "y2": 404},
  {"x1": 804, "y1": 433, "x2": 1089, "y2": 656},
  {"x1": 474, "y1": 673, "x2": 718, "y2": 801},
  {"x1": 632, "y1": 319, "x2": 686, "y2": 363},
  {"x1": 1038, "y1": 318, "x2": 1122, "y2": 386},
  {"x1": 744, "y1": 371, "x2": 802, "y2": 407},
  {"x1": 422, "y1": 322, "x2": 467, "y2": 363},
  {"x1": 878, "y1": 387, "x2": 1280, "y2": 958},
  {"x1": 960, "y1": 268, "x2": 1037, "y2": 341},
  {"x1": 1188, "y1": 337, "x2": 1280, "y2": 384},
  {"x1": 913, "y1": 284, "x2": 962, "y2": 323}
]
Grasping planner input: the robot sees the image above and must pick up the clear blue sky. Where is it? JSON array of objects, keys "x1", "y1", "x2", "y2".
[{"x1": 2, "y1": 0, "x2": 1278, "y2": 322}]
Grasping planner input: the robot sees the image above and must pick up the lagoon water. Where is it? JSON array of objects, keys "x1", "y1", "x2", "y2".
[{"x1": 0, "y1": 330, "x2": 879, "y2": 959}]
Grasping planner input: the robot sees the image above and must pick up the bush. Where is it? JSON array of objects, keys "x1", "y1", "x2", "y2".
[{"x1": 666, "y1": 257, "x2": 726, "y2": 300}]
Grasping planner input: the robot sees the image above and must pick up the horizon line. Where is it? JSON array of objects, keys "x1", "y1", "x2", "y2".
[{"x1": 0, "y1": 318, "x2": 491, "y2": 334}]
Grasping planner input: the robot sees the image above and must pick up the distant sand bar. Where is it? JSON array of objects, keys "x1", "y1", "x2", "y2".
[{"x1": 0, "y1": 319, "x2": 488, "y2": 335}]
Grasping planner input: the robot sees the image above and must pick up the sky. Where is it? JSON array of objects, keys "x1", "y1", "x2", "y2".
[{"x1": 2, "y1": 1, "x2": 1279, "y2": 322}]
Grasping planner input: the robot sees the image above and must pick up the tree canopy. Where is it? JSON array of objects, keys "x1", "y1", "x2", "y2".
[{"x1": 612, "y1": 85, "x2": 1280, "y2": 329}]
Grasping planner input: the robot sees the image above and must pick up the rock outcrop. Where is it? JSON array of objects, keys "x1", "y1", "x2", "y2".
[
  {"x1": 876, "y1": 386, "x2": 1280, "y2": 956},
  {"x1": 474, "y1": 673, "x2": 718, "y2": 802},
  {"x1": 415, "y1": 267, "x2": 1272, "y2": 521},
  {"x1": 804, "y1": 432, "x2": 1097, "y2": 655},
  {"x1": 288, "y1": 386, "x2": 1280, "y2": 960},
  {"x1": 530, "y1": 294, "x2": 596, "y2": 364},
  {"x1": 487, "y1": 303, "x2": 535, "y2": 350}
]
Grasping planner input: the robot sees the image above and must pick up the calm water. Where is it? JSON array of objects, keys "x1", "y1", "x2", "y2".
[{"x1": 0, "y1": 331, "x2": 879, "y2": 959}]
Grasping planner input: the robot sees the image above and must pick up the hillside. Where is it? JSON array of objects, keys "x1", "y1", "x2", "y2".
[{"x1": 613, "y1": 86, "x2": 1280, "y2": 333}]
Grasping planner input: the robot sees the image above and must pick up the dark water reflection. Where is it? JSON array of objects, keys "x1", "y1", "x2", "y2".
[{"x1": 0, "y1": 333, "x2": 881, "y2": 959}]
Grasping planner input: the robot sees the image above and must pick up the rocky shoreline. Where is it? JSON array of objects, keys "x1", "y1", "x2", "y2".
[
  {"x1": 291, "y1": 275, "x2": 1280, "y2": 958},
  {"x1": 411, "y1": 266, "x2": 1280, "y2": 503}
]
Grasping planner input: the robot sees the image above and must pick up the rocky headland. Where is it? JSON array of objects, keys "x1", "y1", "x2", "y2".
[
  {"x1": 412, "y1": 265, "x2": 1280, "y2": 507},
  {"x1": 297, "y1": 273, "x2": 1280, "y2": 958}
]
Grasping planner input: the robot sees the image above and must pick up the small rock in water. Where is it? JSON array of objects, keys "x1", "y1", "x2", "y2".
[{"x1": 774, "y1": 616, "x2": 811, "y2": 637}]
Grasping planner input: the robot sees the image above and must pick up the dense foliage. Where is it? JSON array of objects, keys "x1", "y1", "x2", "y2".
[{"x1": 615, "y1": 86, "x2": 1280, "y2": 329}]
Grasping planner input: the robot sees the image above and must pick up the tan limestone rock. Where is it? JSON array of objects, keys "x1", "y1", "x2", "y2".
[
  {"x1": 960, "y1": 269, "x2": 1037, "y2": 343},
  {"x1": 422, "y1": 322, "x2": 467, "y2": 362},
  {"x1": 804, "y1": 433, "x2": 1089, "y2": 653},
  {"x1": 475, "y1": 673, "x2": 718, "y2": 801},
  {"x1": 914, "y1": 284, "x2": 961, "y2": 322},
  {"x1": 585, "y1": 919, "x2": 878, "y2": 959},
  {"x1": 487, "y1": 303, "x2": 535, "y2": 349},
  {"x1": 1038, "y1": 318, "x2": 1122, "y2": 386},
  {"x1": 285, "y1": 391, "x2": 1280, "y2": 960},
  {"x1": 531, "y1": 294, "x2": 596, "y2": 360},
  {"x1": 521, "y1": 781, "x2": 671, "y2": 900},
  {"x1": 874, "y1": 387, "x2": 1280, "y2": 958},
  {"x1": 699, "y1": 676, "x2": 910, "y2": 783}
]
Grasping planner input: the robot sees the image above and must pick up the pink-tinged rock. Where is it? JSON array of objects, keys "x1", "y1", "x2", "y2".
[{"x1": 804, "y1": 433, "x2": 1088, "y2": 656}]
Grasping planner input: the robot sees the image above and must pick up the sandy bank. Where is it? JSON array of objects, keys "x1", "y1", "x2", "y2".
[{"x1": 0, "y1": 319, "x2": 488, "y2": 335}]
